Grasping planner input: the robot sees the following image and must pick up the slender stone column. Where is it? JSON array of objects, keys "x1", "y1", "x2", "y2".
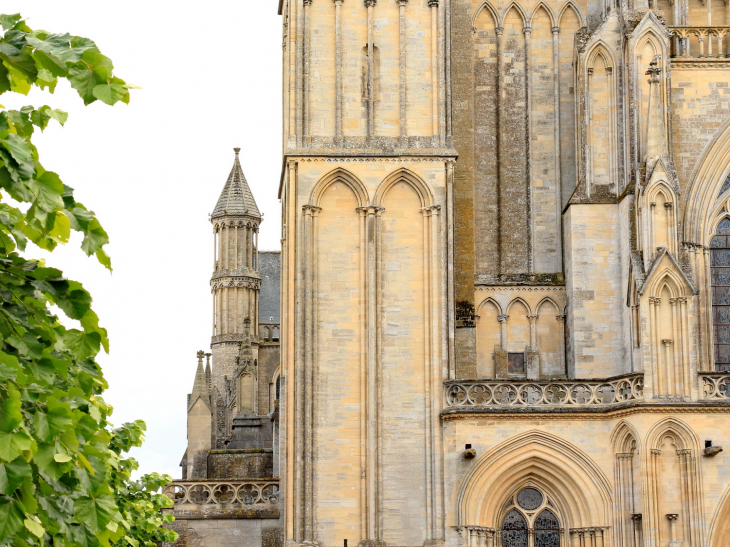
[
  {"x1": 366, "y1": 0, "x2": 376, "y2": 139},
  {"x1": 552, "y1": 26, "x2": 562, "y2": 264},
  {"x1": 429, "y1": 0, "x2": 440, "y2": 141},
  {"x1": 334, "y1": 0, "x2": 343, "y2": 140},
  {"x1": 399, "y1": 0, "x2": 408, "y2": 142},
  {"x1": 302, "y1": 0, "x2": 312, "y2": 146}
]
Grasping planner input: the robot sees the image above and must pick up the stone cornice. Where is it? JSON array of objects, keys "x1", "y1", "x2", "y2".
[{"x1": 441, "y1": 401, "x2": 730, "y2": 421}]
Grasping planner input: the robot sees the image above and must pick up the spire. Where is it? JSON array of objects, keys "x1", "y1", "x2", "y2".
[
  {"x1": 644, "y1": 57, "x2": 668, "y2": 165},
  {"x1": 190, "y1": 350, "x2": 210, "y2": 408},
  {"x1": 211, "y1": 148, "x2": 261, "y2": 220}
]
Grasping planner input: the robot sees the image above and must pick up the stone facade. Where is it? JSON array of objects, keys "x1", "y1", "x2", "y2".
[{"x1": 168, "y1": 0, "x2": 730, "y2": 545}]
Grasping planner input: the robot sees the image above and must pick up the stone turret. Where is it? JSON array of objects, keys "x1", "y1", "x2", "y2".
[
  {"x1": 209, "y1": 149, "x2": 262, "y2": 448},
  {"x1": 185, "y1": 350, "x2": 212, "y2": 478}
]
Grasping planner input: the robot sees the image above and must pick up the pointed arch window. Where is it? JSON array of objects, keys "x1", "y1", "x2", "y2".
[
  {"x1": 711, "y1": 217, "x2": 730, "y2": 371},
  {"x1": 501, "y1": 488, "x2": 562, "y2": 547}
]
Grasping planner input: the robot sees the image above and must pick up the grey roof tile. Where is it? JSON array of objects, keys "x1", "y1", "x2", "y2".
[{"x1": 212, "y1": 148, "x2": 261, "y2": 219}]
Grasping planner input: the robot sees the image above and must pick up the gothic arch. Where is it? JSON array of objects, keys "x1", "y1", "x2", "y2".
[
  {"x1": 586, "y1": 42, "x2": 615, "y2": 68},
  {"x1": 458, "y1": 430, "x2": 612, "y2": 530},
  {"x1": 646, "y1": 416, "x2": 701, "y2": 451},
  {"x1": 557, "y1": 1, "x2": 586, "y2": 27},
  {"x1": 373, "y1": 168, "x2": 434, "y2": 208},
  {"x1": 684, "y1": 118, "x2": 730, "y2": 245},
  {"x1": 708, "y1": 481, "x2": 730, "y2": 547},
  {"x1": 472, "y1": 0, "x2": 500, "y2": 30},
  {"x1": 528, "y1": 2, "x2": 556, "y2": 26},
  {"x1": 477, "y1": 297, "x2": 503, "y2": 315},
  {"x1": 500, "y1": 1, "x2": 529, "y2": 26},
  {"x1": 610, "y1": 420, "x2": 641, "y2": 453},
  {"x1": 642, "y1": 267, "x2": 692, "y2": 299},
  {"x1": 506, "y1": 297, "x2": 532, "y2": 315},
  {"x1": 536, "y1": 297, "x2": 559, "y2": 314},
  {"x1": 309, "y1": 168, "x2": 369, "y2": 208}
]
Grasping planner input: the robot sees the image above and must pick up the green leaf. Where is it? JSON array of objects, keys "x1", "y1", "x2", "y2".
[
  {"x1": 0, "y1": 14, "x2": 22, "y2": 31},
  {"x1": 74, "y1": 495, "x2": 118, "y2": 530},
  {"x1": 0, "y1": 430, "x2": 31, "y2": 461},
  {"x1": 0, "y1": 497, "x2": 23, "y2": 540},
  {"x1": 24, "y1": 517, "x2": 44, "y2": 538},
  {"x1": 68, "y1": 63, "x2": 98, "y2": 105},
  {"x1": 63, "y1": 330, "x2": 101, "y2": 360},
  {"x1": 92, "y1": 83, "x2": 126, "y2": 106},
  {"x1": 0, "y1": 388, "x2": 22, "y2": 431},
  {"x1": 54, "y1": 453, "x2": 72, "y2": 462},
  {"x1": 0, "y1": 456, "x2": 31, "y2": 494},
  {"x1": 1, "y1": 133, "x2": 32, "y2": 165}
]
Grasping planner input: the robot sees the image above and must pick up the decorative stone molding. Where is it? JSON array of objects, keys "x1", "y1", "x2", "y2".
[
  {"x1": 164, "y1": 480, "x2": 280, "y2": 507},
  {"x1": 701, "y1": 373, "x2": 730, "y2": 398},
  {"x1": 444, "y1": 374, "x2": 644, "y2": 407}
]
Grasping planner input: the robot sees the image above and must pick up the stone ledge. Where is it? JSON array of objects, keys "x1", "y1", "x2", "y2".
[{"x1": 168, "y1": 508, "x2": 280, "y2": 520}]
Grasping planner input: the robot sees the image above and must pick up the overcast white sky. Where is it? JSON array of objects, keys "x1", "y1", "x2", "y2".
[{"x1": 2, "y1": 1, "x2": 283, "y2": 478}]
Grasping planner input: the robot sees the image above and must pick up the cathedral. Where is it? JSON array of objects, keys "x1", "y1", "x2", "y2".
[{"x1": 164, "y1": 0, "x2": 730, "y2": 545}]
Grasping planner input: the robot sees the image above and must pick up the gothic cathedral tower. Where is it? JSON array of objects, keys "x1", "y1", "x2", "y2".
[
  {"x1": 279, "y1": 1, "x2": 455, "y2": 546},
  {"x1": 186, "y1": 149, "x2": 265, "y2": 477}
]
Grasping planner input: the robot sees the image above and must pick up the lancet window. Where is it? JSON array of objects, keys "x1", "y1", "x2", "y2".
[
  {"x1": 711, "y1": 217, "x2": 730, "y2": 371},
  {"x1": 501, "y1": 488, "x2": 562, "y2": 547}
]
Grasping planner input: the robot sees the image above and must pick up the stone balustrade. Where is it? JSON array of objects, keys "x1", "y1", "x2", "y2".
[
  {"x1": 669, "y1": 26, "x2": 730, "y2": 58},
  {"x1": 700, "y1": 372, "x2": 730, "y2": 399},
  {"x1": 444, "y1": 374, "x2": 644, "y2": 408},
  {"x1": 164, "y1": 479, "x2": 279, "y2": 507},
  {"x1": 259, "y1": 322, "x2": 280, "y2": 343}
]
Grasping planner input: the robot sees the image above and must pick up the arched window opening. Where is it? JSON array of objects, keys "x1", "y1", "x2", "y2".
[
  {"x1": 534, "y1": 509, "x2": 560, "y2": 547},
  {"x1": 501, "y1": 488, "x2": 563, "y2": 547},
  {"x1": 502, "y1": 509, "x2": 528, "y2": 547},
  {"x1": 711, "y1": 218, "x2": 730, "y2": 371}
]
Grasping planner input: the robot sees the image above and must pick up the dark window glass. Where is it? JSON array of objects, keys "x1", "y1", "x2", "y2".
[
  {"x1": 712, "y1": 219, "x2": 730, "y2": 371},
  {"x1": 508, "y1": 353, "x2": 525, "y2": 375},
  {"x1": 516, "y1": 488, "x2": 543, "y2": 510},
  {"x1": 501, "y1": 509, "x2": 528, "y2": 547},
  {"x1": 534, "y1": 509, "x2": 560, "y2": 547}
]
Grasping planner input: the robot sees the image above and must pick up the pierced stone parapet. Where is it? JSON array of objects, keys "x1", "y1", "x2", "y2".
[
  {"x1": 700, "y1": 372, "x2": 730, "y2": 398},
  {"x1": 164, "y1": 479, "x2": 280, "y2": 508},
  {"x1": 444, "y1": 374, "x2": 644, "y2": 408}
]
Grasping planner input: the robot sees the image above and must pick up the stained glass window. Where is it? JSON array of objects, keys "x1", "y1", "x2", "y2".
[
  {"x1": 712, "y1": 218, "x2": 730, "y2": 371},
  {"x1": 501, "y1": 509, "x2": 528, "y2": 547},
  {"x1": 534, "y1": 509, "x2": 560, "y2": 547},
  {"x1": 502, "y1": 490, "x2": 562, "y2": 547},
  {"x1": 516, "y1": 487, "x2": 543, "y2": 510}
]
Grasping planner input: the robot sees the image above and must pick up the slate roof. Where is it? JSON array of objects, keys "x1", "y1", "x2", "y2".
[
  {"x1": 211, "y1": 148, "x2": 261, "y2": 219},
  {"x1": 258, "y1": 251, "x2": 281, "y2": 324}
]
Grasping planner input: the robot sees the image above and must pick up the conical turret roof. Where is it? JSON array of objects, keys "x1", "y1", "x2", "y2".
[{"x1": 211, "y1": 148, "x2": 261, "y2": 220}]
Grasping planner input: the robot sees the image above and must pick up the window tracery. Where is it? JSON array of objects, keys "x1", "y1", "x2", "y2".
[
  {"x1": 501, "y1": 488, "x2": 562, "y2": 547},
  {"x1": 711, "y1": 217, "x2": 730, "y2": 371}
]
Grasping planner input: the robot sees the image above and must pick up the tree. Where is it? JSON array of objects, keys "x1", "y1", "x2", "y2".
[{"x1": 0, "y1": 13, "x2": 177, "y2": 547}]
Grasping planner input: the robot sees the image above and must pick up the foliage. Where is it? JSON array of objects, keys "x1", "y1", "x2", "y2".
[{"x1": 0, "y1": 13, "x2": 177, "y2": 547}]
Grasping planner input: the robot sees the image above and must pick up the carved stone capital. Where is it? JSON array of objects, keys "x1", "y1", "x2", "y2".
[
  {"x1": 302, "y1": 204, "x2": 322, "y2": 216},
  {"x1": 303, "y1": 0, "x2": 313, "y2": 5},
  {"x1": 527, "y1": 314, "x2": 539, "y2": 323},
  {"x1": 649, "y1": 296, "x2": 662, "y2": 305},
  {"x1": 661, "y1": 338, "x2": 673, "y2": 346},
  {"x1": 356, "y1": 205, "x2": 385, "y2": 216},
  {"x1": 556, "y1": 314, "x2": 566, "y2": 323},
  {"x1": 666, "y1": 513, "x2": 679, "y2": 521},
  {"x1": 364, "y1": 0, "x2": 376, "y2": 6},
  {"x1": 497, "y1": 314, "x2": 509, "y2": 323},
  {"x1": 605, "y1": 66, "x2": 613, "y2": 74},
  {"x1": 495, "y1": 26, "x2": 504, "y2": 36},
  {"x1": 651, "y1": 448, "x2": 662, "y2": 456},
  {"x1": 428, "y1": 0, "x2": 439, "y2": 6}
]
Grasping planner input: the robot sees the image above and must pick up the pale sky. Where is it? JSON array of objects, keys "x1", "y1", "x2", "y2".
[{"x1": 2, "y1": 1, "x2": 283, "y2": 478}]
